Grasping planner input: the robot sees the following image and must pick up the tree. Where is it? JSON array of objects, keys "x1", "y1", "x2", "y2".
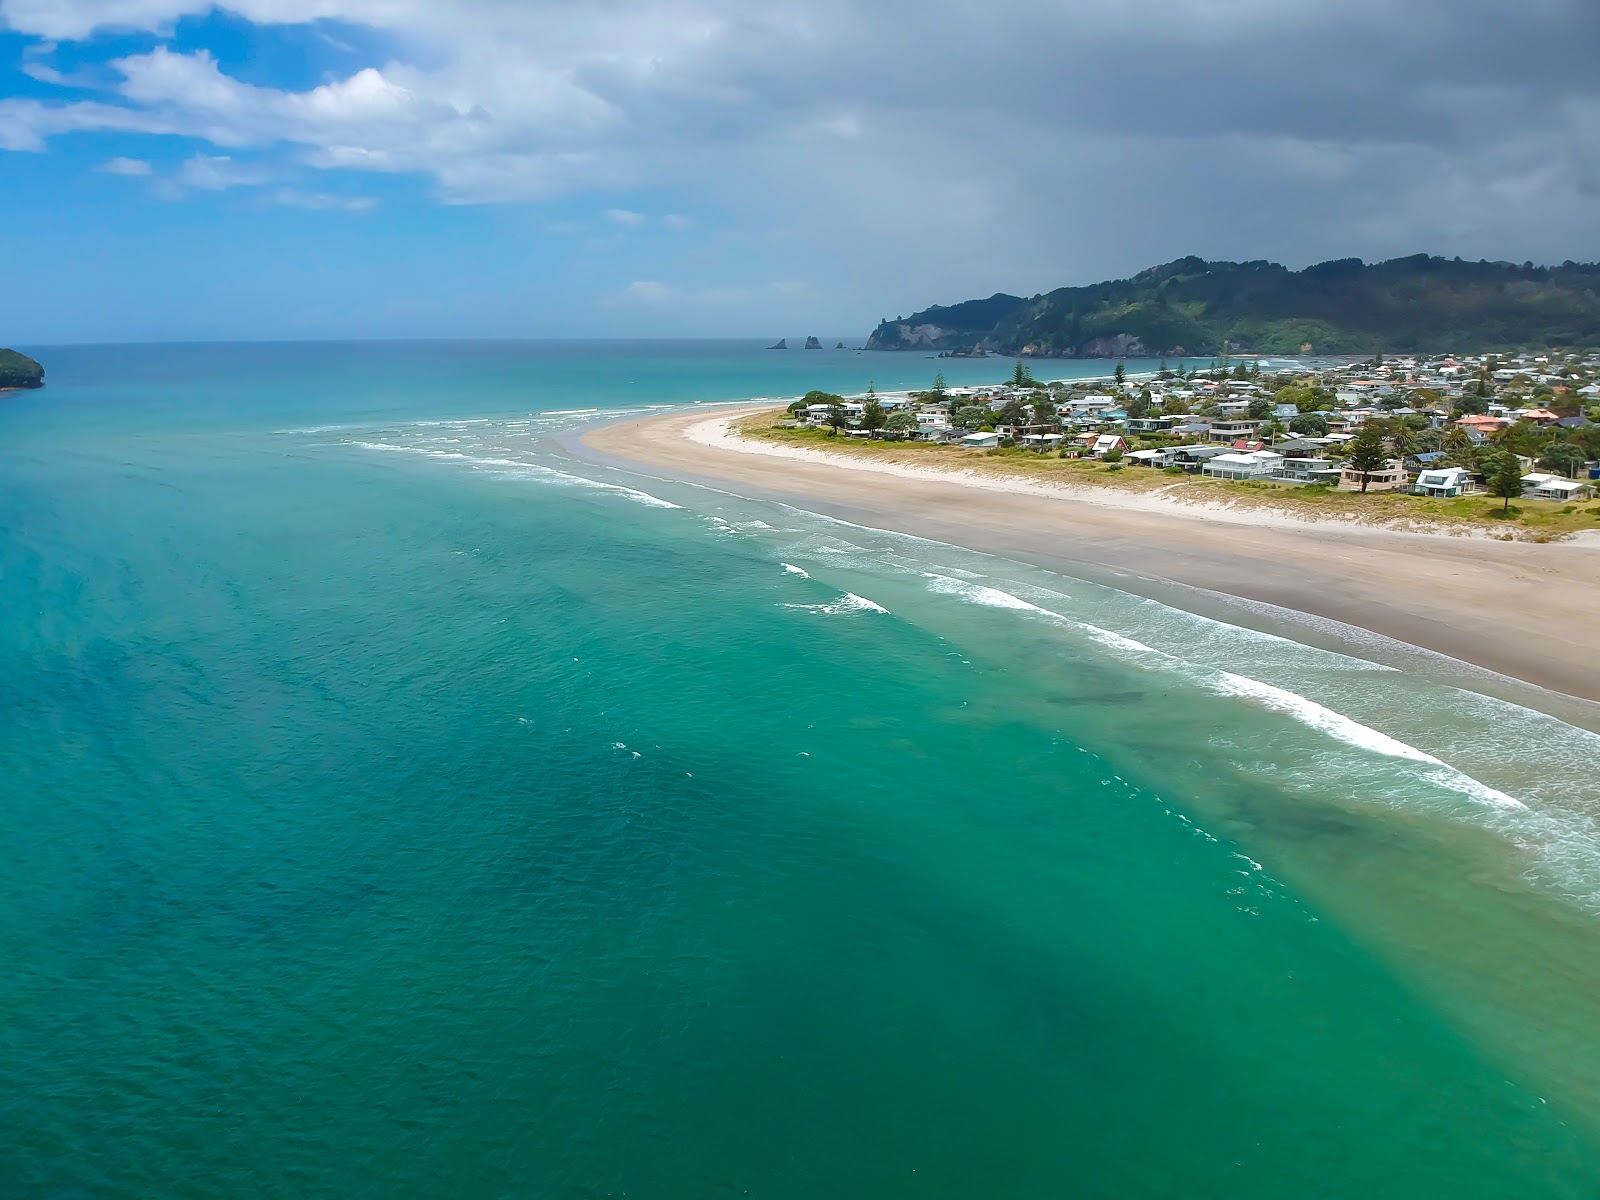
[
  {"x1": 1384, "y1": 418, "x2": 1419, "y2": 458},
  {"x1": 1011, "y1": 359, "x2": 1034, "y2": 388},
  {"x1": 997, "y1": 398, "x2": 1029, "y2": 428},
  {"x1": 953, "y1": 405, "x2": 987, "y2": 430},
  {"x1": 861, "y1": 398, "x2": 887, "y2": 434},
  {"x1": 1346, "y1": 422, "x2": 1388, "y2": 493},
  {"x1": 826, "y1": 401, "x2": 848, "y2": 436},
  {"x1": 1539, "y1": 442, "x2": 1586, "y2": 478},
  {"x1": 1102, "y1": 445, "x2": 1124, "y2": 463},
  {"x1": 931, "y1": 370, "x2": 947, "y2": 397},
  {"x1": 1127, "y1": 390, "x2": 1153, "y2": 419},
  {"x1": 1157, "y1": 357, "x2": 1171, "y2": 378},
  {"x1": 1289, "y1": 413, "x2": 1329, "y2": 436},
  {"x1": 884, "y1": 410, "x2": 916, "y2": 439},
  {"x1": 1232, "y1": 362, "x2": 1249, "y2": 380},
  {"x1": 1113, "y1": 362, "x2": 1126, "y2": 387},
  {"x1": 1487, "y1": 451, "x2": 1525, "y2": 513},
  {"x1": 1247, "y1": 397, "x2": 1273, "y2": 420}
]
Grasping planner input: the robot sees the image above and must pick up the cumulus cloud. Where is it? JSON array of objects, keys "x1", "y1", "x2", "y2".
[
  {"x1": 96, "y1": 155, "x2": 152, "y2": 175},
  {"x1": 0, "y1": 0, "x2": 1596, "y2": 305}
]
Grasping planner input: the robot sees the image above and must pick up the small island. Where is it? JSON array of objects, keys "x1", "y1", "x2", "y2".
[
  {"x1": 767, "y1": 338, "x2": 788, "y2": 350},
  {"x1": 0, "y1": 348, "x2": 44, "y2": 390},
  {"x1": 804, "y1": 336, "x2": 822, "y2": 350}
]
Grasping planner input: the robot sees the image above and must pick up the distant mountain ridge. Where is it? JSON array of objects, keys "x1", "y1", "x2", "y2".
[
  {"x1": 0, "y1": 348, "x2": 44, "y2": 389},
  {"x1": 865, "y1": 255, "x2": 1600, "y2": 357}
]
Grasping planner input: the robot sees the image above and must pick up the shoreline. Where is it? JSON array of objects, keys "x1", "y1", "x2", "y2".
[{"x1": 580, "y1": 405, "x2": 1600, "y2": 708}]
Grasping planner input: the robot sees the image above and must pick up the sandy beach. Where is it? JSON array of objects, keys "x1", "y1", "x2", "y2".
[{"x1": 582, "y1": 406, "x2": 1600, "y2": 708}]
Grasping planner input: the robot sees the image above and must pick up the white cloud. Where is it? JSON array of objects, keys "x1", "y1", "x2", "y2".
[
  {"x1": 177, "y1": 152, "x2": 271, "y2": 190},
  {"x1": 96, "y1": 155, "x2": 152, "y2": 175},
  {"x1": 621, "y1": 280, "x2": 673, "y2": 301},
  {"x1": 0, "y1": 0, "x2": 1595, "y2": 319},
  {"x1": 267, "y1": 187, "x2": 377, "y2": 211}
]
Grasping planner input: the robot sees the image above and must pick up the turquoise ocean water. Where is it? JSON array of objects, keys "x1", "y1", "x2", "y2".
[{"x1": 6, "y1": 341, "x2": 1600, "y2": 1197}]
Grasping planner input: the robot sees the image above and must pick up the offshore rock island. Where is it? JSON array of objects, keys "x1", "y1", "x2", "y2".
[
  {"x1": 0, "y1": 348, "x2": 44, "y2": 389},
  {"x1": 865, "y1": 255, "x2": 1600, "y2": 358}
]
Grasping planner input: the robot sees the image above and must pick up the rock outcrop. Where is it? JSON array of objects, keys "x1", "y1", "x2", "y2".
[{"x1": 0, "y1": 348, "x2": 44, "y2": 389}]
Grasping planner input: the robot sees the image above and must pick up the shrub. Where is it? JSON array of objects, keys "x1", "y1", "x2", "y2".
[
  {"x1": 1107, "y1": 463, "x2": 1124, "y2": 472},
  {"x1": 1162, "y1": 465, "x2": 1186, "y2": 475}
]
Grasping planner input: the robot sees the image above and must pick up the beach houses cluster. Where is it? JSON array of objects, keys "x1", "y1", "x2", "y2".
[{"x1": 791, "y1": 348, "x2": 1600, "y2": 501}]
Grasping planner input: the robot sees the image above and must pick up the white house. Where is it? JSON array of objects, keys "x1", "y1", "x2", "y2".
[
  {"x1": 1522, "y1": 473, "x2": 1595, "y2": 501},
  {"x1": 1413, "y1": 466, "x2": 1476, "y2": 498},
  {"x1": 959, "y1": 431, "x2": 1000, "y2": 449},
  {"x1": 1203, "y1": 450, "x2": 1285, "y2": 480}
]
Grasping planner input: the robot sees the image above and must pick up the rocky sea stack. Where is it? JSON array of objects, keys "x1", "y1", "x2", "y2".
[{"x1": 0, "y1": 348, "x2": 44, "y2": 389}]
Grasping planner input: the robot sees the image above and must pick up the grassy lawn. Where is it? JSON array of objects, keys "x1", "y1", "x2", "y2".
[{"x1": 734, "y1": 412, "x2": 1600, "y2": 539}]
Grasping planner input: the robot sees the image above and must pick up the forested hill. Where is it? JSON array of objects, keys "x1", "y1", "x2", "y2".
[
  {"x1": 0, "y1": 348, "x2": 44, "y2": 389},
  {"x1": 865, "y1": 256, "x2": 1600, "y2": 357}
]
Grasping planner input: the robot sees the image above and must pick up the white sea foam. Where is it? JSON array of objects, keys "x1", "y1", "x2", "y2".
[
  {"x1": 1208, "y1": 671, "x2": 1525, "y2": 808},
  {"x1": 349, "y1": 441, "x2": 684, "y2": 508},
  {"x1": 780, "y1": 563, "x2": 811, "y2": 578},
  {"x1": 922, "y1": 573, "x2": 1066, "y2": 616},
  {"x1": 784, "y1": 592, "x2": 889, "y2": 616}
]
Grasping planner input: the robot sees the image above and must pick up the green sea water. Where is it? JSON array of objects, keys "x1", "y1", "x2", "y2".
[{"x1": 6, "y1": 342, "x2": 1600, "y2": 1197}]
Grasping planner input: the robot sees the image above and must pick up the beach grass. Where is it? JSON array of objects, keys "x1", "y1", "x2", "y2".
[{"x1": 734, "y1": 413, "x2": 1600, "y2": 539}]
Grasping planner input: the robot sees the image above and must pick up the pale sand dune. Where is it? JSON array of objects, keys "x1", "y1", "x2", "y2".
[{"x1": 581, "y1": 407, "x2": 1600, "y2": 706}]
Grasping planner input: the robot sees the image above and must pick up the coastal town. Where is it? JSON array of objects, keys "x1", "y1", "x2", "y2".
[{"x1": 775, "y1": 352, "x2": 1600, "y2": 516}]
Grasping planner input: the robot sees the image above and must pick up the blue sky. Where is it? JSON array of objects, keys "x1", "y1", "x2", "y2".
[{"x1": 2, "y1": 0, "x2": 1598, "y2": 344}]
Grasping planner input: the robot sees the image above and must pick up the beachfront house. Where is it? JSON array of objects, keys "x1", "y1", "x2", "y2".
[
  {"x1": 1090, "y1": 434, "x2": 1129, "y2": 458},
  {"x1": 1413, "y1": 467, "x2": 1476, "y2": 498},
  {"x1": 1273, "y1": 456, "x2": 1340, "y2": 484},
  {"x1": 960, "y1": 431, "x2": 1000, "y2": 449},
  {"x1": 1124, "y1": 448, "x2": 1171, "y2": 468},
  {"x1": 1522, "y1": 473, "x2": 1596, "y2": 502},
  {"x1": 1338, "y1": 458, "x2": 1408, "y2": 492},
  {"x1": 1203, "y1": 450, "x2": 1284, "y2": 480},
  {"x1": 1168, "y1": 444, "x2": 1233, "y2": 472}
]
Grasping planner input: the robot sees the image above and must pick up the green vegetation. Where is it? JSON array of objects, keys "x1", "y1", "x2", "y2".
[
  {"x1": 865, "y1": 255, "x2": 1600, "y2": 356},
  {"x1": 0, "y1": 348, "x2": 44, "y2": 389},
  {"x1": 742, "y1": 410, "x2": 1600, "y2": 538}
]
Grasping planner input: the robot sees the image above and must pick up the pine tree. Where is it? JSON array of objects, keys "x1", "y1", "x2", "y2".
[
  {"x1": 1346, "y1": 422, "x2": 1388, "y2": 493},
  {"x1": 932, "y1": 370, "x2": 947, "y2": 397},
  {"x1": 1488, "y1": 452, "x2": 1525, "y2": 513},
  {"x1": 1113, "y1": 362, "x2": 1126, "y2": 387}
]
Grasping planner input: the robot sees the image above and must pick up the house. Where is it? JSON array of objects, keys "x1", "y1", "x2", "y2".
[
  {"x1": 1090, "y1": 434, "x2": 1129, "y2": 458},
  {"x1": 1207, "y1": 419, "x2": 1262, "y2": 443},
  {"x1": 1168, "y1": 444, "x2": 1234, "y2": 471},
  {"x1": 1125, "y1": 416, "x2": 1179, "y2": 434},
  {"x1": 1522, "y1": 473, "x2": 1595, "y2": 501},
  {"x1": 1413, "y1": 466, "x2": 1476, "y2": 498},
  {"x1": 1203, "y1": 450, "x2": 1285, "y2": 480},
  {"x1": 1125, "y1": 448, "x2": 1171, "y2": 467},
  {"x1": 1338, "y1": 458, "x2": 1408, "y2": 492},
  {"x1": 959, "y1": 431, "x2": 1000, "y2": 448},
  {"x1": 1273, "y1": 456, "x2": 1340, "y2": 484}
]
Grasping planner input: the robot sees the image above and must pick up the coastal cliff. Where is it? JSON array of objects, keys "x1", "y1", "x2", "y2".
[
  {"x1": 0, "y1": 348, "x2": 44, "y2": 389},
  {"x1": 865, "y1": 255, "x2": 1600, "y2": 356}
]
